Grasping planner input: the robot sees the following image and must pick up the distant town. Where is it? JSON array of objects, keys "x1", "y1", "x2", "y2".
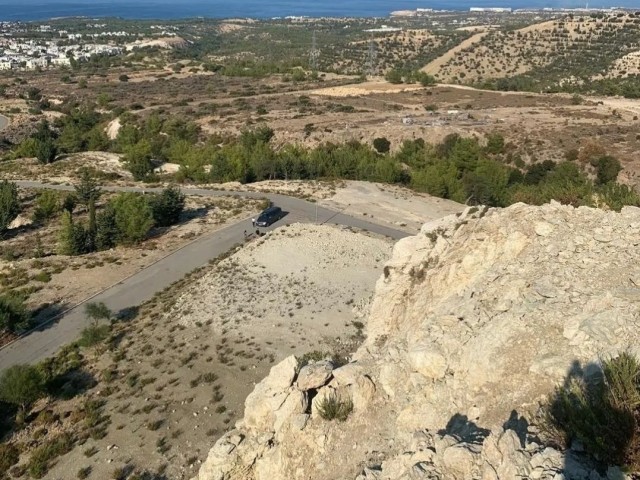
[
  {"x1": 0, "y1": 21, "x2": 179, "y2": 71},
  {"x1": 391, "y1": 5, "x2": 636, "y2": 16}
]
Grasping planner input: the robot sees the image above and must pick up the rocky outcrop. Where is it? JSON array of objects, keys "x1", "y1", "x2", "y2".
[{"x1": 195, "y1": 202, "x2": 640, "y2": 480}]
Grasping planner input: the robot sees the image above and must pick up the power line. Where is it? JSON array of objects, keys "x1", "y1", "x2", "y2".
[
  {"x1": 310, "y1": 30, "x2": 320, "y2": 71},
  {"x1": 365, "y1": 34, "x2": 377, "y2": 77}
]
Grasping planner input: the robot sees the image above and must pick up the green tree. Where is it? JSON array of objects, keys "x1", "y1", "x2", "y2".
[
  {"x1": 61, "y1": 193, "x2": 77, "y2": 213},
  {"x1": 35, "y1": 138, "x2": 57, "y2": 164},
  {"x1": 373, "y1": 137, "x2": 391, "y2": 154},
  {"x1": 0, "y1": 180, "x2": 20, "y2": 235},
  {"x1": 0, "y1": 364, "x2": 44, "y2": 411},
  {"x1": 111, "y1": 193, "x2": 154, "y2": 244},
  {"x1": 414, "y1": 71, "x2": 436, "y2": 86},
  {"x1": 150, "y1": 185, "x2": 185, "y2": 227},
  {"x1": 85, "y1": 302, "x2": 112, "y2": 322},
  {"x1": 57, "y1": 210, "x2": 88, "y2": 256},
  {"x1": 80, "y1": 302, "x2": 112, "y2": 348},
  {"x1": 124, "y1": 140, "x2": 154, "y2": 181},
  {"x1": 74, "y1": 169, "x2": 101, "y2": 208},
  {"x1": 74, "y1": 169, "x2": 101, "y2": 247},
  {"x1": 95, "y1": 203, "x2": 118, "y2": 251},
  {"x1": 385, "y1": 68, "x2": 403, "y2": 84}
]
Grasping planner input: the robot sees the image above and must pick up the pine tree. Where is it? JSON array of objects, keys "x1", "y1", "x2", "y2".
[
  {"x1": 57, "y1": 210, "x2": 75, "y2": 255},
  {"x1": 95, "y1": 204, "x2": 117, "y2": 251},
  {"x1": 150, "y1": 185, "x2": 185, "y2": 227},
  {"x1": 74, "y1": 168, "x2": 101, "y2": 208}
]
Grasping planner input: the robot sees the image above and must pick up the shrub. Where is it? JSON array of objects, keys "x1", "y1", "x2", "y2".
[
  {"x1": 0, "y1": 293, "x2": 28, "y2": 332},
  {"x1": 146, "y1": 419, "x2": 163, "y2": 431},
  {"x1": 385, "y1": 69, "x2": 403, "y2": 84},
  {"x1": 543, "y1": 353, "x2": 640, "y2": 469},
  {"x1": 0, "y1": 364, "x2": 45, "y2": 410},
  {"x1": 593, "y1": 155, "x2": 622, "y2": 185},
  {"x1": 32, "y1": 190, "x2": 60, "y2": 224},
  {"x1": 78, "y1": 322, "x2": 110, "y2": 348},
  {"x1": 317, "y1": 394, "x2": 353, "y2": 422},
  {"x1": 372, "y1": 137, "x2": 391, "y2": 154},
  {"x1": 27, "y1": 433, "x2": 74, "y2": 478},
  {"x1": 85, "y1": 302, "x2": 112, "y2": 322},
  {"x1": 77, "y1": 466, "x2": 92, "y2": 479},
  {"x1": 0, "y1": 443, "x2": 19, "y2": 472},
  {"x1": 0, "y1": 180, "x2": 20, "y2": 235},
  {"x1": 33, "y1": 271, "x2": 51, "y2": 283}
]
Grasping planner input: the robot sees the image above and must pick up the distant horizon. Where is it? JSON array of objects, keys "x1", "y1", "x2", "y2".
[{"x1": 0, "y1": 0, "x2": 638, "y2": 22}]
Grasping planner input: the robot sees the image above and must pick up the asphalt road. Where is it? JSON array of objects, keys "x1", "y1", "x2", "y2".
[
  {"x1": 0, "y1": 182, "x2": 408, "y2": 371},
  {"x1": 0, "y1": 114, "x2": 8, "y2": 131}
]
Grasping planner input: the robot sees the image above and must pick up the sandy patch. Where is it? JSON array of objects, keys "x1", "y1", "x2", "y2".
[
  {"x1": 155, "y1": 162, "x2": 181, "y2": 174},
  {"x1": 217, "y1": 23, "x2": 248, "y2": 33},
  {"x1": 171, "y1": 223, "x2": 392, "y2": 350},
  {"x1": 319, "y1": 180, "x2": 465, "y2": 233},
  {"x1": 125, "y1": 36, "x2": 187, "y2": 51},
  {"x1": 310, "y1": 81, "x2": 425, "y2": 98},
  {"x1": 105, "y1": 118, "x2": 121, "y2": 140}
]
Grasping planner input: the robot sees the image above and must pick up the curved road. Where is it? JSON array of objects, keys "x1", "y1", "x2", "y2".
[
  {"x1": 0, "y1": 182, "x2": 409, "y2": 371},
  {"x1": 0, "y1": 114, "x2": 8, "y2": 131}
]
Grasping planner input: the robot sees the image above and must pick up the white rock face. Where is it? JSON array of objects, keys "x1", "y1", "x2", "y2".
[{"x1": 195, "y1": 203, "x2": 640, "y2": 480}]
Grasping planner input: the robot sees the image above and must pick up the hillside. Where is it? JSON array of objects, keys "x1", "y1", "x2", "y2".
[
  {"x1": 427, "y1": 13, "x2": 640, "y2": 95},
  {"x1": 196, "y1": 202, "x2": 640, "y2": 480}
]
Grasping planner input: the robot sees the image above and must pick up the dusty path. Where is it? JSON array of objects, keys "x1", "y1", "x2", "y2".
[
  {"x1": 421, "y1": 29, "x2": 489, "y2": 76},
  {"x1": 0, "y1": 114, "x2": 8, "y2": 131},
  {"x1": 0, "y1": 182, "x2": 409, "y2": 371}
]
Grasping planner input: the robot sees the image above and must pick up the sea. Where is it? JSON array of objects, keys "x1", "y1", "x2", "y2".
[{"x1": 0, "y1": 0, "x2": 637, "y2": 21}]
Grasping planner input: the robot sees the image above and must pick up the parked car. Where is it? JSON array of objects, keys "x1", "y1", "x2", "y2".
[{"x1": 255, "y1": 206, "x2": 284, "y2": 227}]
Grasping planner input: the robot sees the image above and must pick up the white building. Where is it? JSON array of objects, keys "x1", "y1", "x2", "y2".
[
  {"x1": 25, "y1": 57, "x2": 47, "y2": 69},
  {"x1": 51, "y1": 56, "x2": 70, "y2": 66}
]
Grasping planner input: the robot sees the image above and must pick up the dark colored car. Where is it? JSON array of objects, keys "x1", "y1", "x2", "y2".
[{"x1": 255, "y1": 206, "x2": 284, "y2": 227}]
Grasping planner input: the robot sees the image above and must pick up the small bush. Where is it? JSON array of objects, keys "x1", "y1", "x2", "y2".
[
  {"x1": 543, "y1": 352, "x2": 640, "y2": 469},
  {"x1": 0, "y1": 443, "x2": 19, "y2": 472},
  {"x1": 32, "y1": 190, "x2": 60, "y2": 224},
  {"x1": 0, "y1": 364, "x2": 44, "y2": 410},
  {"x1": 372, "y1": 137, "x2": 391, "y2": 154},
  {"x1": 146, "y1": 419, "x2": 163, "y2": 431},
  {"x1": 317, "y1": 394, "x2": 353, "y2": 422},
  {"x1": 78, "y1": 322, "x2": 110, "y2": 348},
  {"x1": 28, "y1": 433, "x2": 74, "y2": 478},
  {"x1": 77, "y1": 466, "x2": 92, "y2": 479},
  {"x1": 32, "y1": 271, "x2": 51, "y2": 283}
]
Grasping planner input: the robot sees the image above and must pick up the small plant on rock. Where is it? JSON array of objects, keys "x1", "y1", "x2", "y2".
[{"x1": 317, "y1": 394, "x2": 353, "y2": 422}]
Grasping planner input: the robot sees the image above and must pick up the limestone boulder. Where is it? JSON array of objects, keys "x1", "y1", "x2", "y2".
[{"x1": 296, "y1": 360, "x2": 334, "y2": 390}]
